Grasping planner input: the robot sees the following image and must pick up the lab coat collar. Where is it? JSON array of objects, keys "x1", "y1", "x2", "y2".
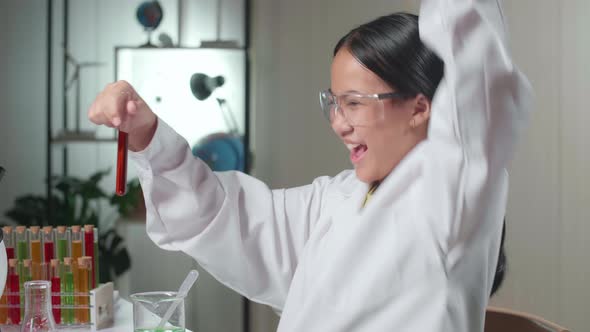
[{"x1": 359, "y1": 140, "x2": 428, "y2": 212}]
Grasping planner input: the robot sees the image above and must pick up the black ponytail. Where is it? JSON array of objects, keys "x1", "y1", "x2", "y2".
[
  {"x1": 334, "y1": 13, "x2": 444, "y2": 100},
  {"x1": 490, "y1": 219, "x2": 507, "y2": 296}
]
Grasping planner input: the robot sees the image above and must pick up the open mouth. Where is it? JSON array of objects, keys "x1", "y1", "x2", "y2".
[{"x1": 347, "y1": 143, "x2": 368, "y2": 164}]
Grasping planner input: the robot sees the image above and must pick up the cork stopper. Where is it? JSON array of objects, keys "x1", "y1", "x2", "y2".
[
  {"x1": 2, "y1": 226, "x2": 12, "y2": 234},
  {"x1": 16, "y1": 226, "x2": 26, "y2": 234},
  {"x1": 78, "y1": 256, "x2": 91, "y2": 268},
  {"x1": 23, "y1": 259, "x2": 31, "y2": 268},
  {"x1": 84, "y1": 225, "x2": 94, "y2": 233},
  {"x1": 64, "y1": 257, "x2": 73, "y2": 266},
  {"x1": 57, "y1": 226, "x2": 67, "y2": 233},
  {"x1": 71, "y1": 225, "x2": 81, "y2": 233},
  {"x1": 30, "y1": 226, "x2": 40, "y2": 234},
  {"x1": 50, "y1": 259, "x2": 59, "y2": 268},
  {"x1": 43, "y1": 226, "x2": 53, "y2": 234},
  {"x1": 9, "y1": 259, "x2": 17, "y2": 268}
]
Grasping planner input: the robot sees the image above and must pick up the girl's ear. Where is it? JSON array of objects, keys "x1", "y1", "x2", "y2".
[{"x1": 409, "y1": 94, "x2": 431, "y2": 128}]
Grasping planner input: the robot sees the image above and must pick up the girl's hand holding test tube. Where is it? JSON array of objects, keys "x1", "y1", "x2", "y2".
[{"x1": 88, "y1": 81, "x2": 158, "y2": 195}]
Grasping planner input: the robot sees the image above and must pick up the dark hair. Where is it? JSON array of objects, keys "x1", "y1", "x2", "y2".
[
  {"x1": 490, "y1": 219, "x2": 507, "y2": 297},
  {"x1": 333, "y1": 13, "x2": 444, "y2": 101}
]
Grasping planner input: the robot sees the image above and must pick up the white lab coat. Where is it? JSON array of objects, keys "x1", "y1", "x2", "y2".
[{"x1": 129, "y1": 0, "x2": 532, "y2": 330}]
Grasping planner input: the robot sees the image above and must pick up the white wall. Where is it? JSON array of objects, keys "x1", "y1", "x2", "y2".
[
  {"x1": 0, "y1": 1, "x2": 47, "y2": 218},
  {"x1": 179, "y1": 0, "x2": 245, "y2": 47},
  {"x1": 559, "y1": 2, "x2": 590, "y2": 330},
  {"x1": 250, "y1": 0, "x2": 589, "y2": 331},
  {"x1": 497, "y1": 1, "x2": 590, "y2": 330},
  {"x1": 489, "y1": 0, "x2": 563, "y2": 323},
  {"x1": 488, "y1": 3, "x2": 590, "y2": 332}
]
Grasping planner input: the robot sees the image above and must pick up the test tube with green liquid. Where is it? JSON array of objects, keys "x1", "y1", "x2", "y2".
[
  {"x1": 56, "y1": 226, "x2": 70, "y2": 262},
  {"x1": 55, "y1": 226, "x2": 69, "y2": 318},
  {"x1": 15, "y1": 226, "x2": 28, "y2": 262},
  {"x1": 62, "y1": 257, "x2": 74, "y2": 324},
  {"x1": 19, "y1": 259, "x2": 31, "y2": 319}
]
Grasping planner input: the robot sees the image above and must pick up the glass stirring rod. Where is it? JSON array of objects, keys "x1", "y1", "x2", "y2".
[{"x1": 116, "y1": 130, "x2": 128, "y2": 196}]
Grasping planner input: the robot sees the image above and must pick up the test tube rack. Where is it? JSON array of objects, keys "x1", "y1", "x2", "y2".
[{"x1": 0, "y1": 225, "x2": 108, "y2": 329}]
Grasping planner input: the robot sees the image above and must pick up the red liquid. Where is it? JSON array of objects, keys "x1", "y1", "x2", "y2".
[
  {"x1": 44, "y1": 242, "x2": 54, "y2": 263},
  {"x1": 116, "y1": 131, "x2": 128, "y2": 196},
  {"x1": 51, "y1": 276, "x2": 61, "y2": 324},
  {"x1": 5, "y1": 247, "x2": 14, "y2": 260},
  {"x1": 8, "y1": 274, "x2": 19, "y2": 324},
  {"x1": 84, "y1": 230, "x2": 95, "y2": 289}
]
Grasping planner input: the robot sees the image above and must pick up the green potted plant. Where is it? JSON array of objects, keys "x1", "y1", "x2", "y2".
[{"x1": 2, "y1": 168, "x2": 144, "y2": 283}]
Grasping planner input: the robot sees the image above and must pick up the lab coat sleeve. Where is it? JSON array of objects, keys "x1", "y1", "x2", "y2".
[
  {"x1": 419, "y1": 0, "x2": 532, "y2": 242},
  {"x1": 129, "y1": 119, "x2": 329, "y2": 310},
  {"x1": 420, "y1": 0, "x2": 532, "y2": 169},
  {"x1": 414, "y1": 0, "x2": 532, "y2": 330}
]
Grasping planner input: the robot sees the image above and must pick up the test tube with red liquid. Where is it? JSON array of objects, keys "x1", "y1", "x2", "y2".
[
  {"x1": 50, "y1": 259, "x2": 61, "y2": 324},
  {"x1": 3, "y1": 226, "x2": 14, "y2": 260},
  {"x1": 8, "y1": 259, "x2": 20, "y2": 324},
  {"x1": 83, "y1": 225, "x2": 96, "y2": 289},
  {"x1": 43, "y1": 226, "x2": 54, "y2": 264},
  {"x1": 116, "y1": 130, "x2": 128, "y2": 196}
]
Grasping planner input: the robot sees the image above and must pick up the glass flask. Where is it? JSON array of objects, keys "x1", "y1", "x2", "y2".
[{"x1": 20, "y1": 280, "x2": 57, "y2": 332}]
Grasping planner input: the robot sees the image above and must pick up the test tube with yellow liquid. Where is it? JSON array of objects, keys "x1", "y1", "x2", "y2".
[
  {"x1": 75, "y1": 256, "x2": 91, "y2": 324},
  {"x1": 0, "y1": 226, "x2": 14, "y2": 323},
  {"x1": 29, "y1": 226, "x2": 45, "y2": 280},
  {"x1": 70, "y1": 226, "x2": 84, "y2": 261}
]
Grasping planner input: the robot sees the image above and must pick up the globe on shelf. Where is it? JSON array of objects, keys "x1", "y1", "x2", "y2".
[
  {"x1": 136, "y1": 1, "x2": 164, "y2": 47},
  {"x1": 192, "y1": 133, "x2": 245, "y2": 172}
]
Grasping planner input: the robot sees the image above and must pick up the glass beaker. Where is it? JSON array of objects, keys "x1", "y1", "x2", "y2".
[
  {"x1": 21, "y1": 280, "x2": 58, "y2": 332},
  {"x1": 130, "y1": 291, "x2": 185, "y2": 332}
]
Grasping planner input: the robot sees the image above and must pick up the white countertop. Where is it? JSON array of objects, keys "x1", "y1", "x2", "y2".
[
  {"x1": 103, "y1": 296, "x2": 133, "y2": 331},
  {"x1": 0, "y1": 297, "x2": 192, "y2": 332}
]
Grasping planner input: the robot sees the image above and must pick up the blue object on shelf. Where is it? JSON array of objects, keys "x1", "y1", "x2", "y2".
[
  {"x1": 192, "y1": 133, "x2": 245, "y2": 172},
  {"x1": 136, "y1": 1, "x2": 163, "y2": 31}
]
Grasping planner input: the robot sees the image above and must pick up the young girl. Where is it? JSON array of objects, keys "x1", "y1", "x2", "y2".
[{"x1": 89, "y1": 0, "x2": 531, "y2": 330}]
